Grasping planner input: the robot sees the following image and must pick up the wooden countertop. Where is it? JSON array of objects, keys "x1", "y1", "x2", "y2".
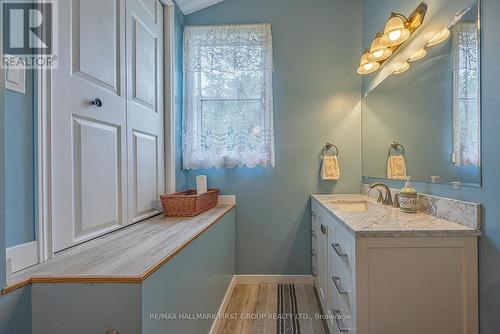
[{"x1": 2, "y1": 204, "x2": 235, "y2": 295}]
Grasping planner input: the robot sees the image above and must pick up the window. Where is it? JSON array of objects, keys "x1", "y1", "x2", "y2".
[
  {"x1": 183, "y1": 24, "x2": 275, "y2": 169},
  {"x1": 452, "y1": 22, "x2": 480, "y2": 166}
]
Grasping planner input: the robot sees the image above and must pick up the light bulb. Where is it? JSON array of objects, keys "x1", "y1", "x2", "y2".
[
  {"x1": 389, "y1": 29, "x2": 402, "y2": 41},
  {"x1": 379, "y1": 15, "x2": 411, "y2": 47},
  {"x1": 373, "y1": 50, "x2": 384, "y2": 58},
  {"x1": 368, "y1": 35, "x2": 392, "y2": 61},
  {"x1": 357, "y1": 51, "x2": 380, "y2": 75}
]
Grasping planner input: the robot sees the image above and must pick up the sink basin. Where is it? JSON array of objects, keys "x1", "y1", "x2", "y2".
[{"x1": 328, "y1": 200, "x2": 386, "y2": 213}]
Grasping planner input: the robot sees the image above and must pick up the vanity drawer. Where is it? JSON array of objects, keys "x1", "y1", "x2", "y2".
[
  {"x1": 330, "y1": 279, "x2": 356, "y2": 334},
  {"x1": 330, "y1": 253, "x2": 355, "y2": 312},
  {"x1": 331, "y1": 218, "x2": 355, "y2": 275}
]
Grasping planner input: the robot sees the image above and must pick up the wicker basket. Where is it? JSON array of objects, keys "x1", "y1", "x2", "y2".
[{"x1": 160, "y1": 189, "x2": 219, "y2": 217}]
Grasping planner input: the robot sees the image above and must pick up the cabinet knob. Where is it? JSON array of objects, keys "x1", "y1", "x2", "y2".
[
  {"x1": 90, "y1": 98, "x2": 103, "y2": 108},
  {"x1": 320, "y1": 224, "x2": 327, "y2": 234}
]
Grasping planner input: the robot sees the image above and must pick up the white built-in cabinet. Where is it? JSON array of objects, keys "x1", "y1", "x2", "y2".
[
  {"x1": 52, "y1": 0, "x2": 164, "y2": 252},
  {"x1": 311, "y1": 198, "x2": 478, "y2": 334}
]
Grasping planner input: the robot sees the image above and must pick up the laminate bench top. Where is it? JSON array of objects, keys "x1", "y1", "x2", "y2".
[{"x1": 2, "y1": 204, "x2": 235, "y2": 295}]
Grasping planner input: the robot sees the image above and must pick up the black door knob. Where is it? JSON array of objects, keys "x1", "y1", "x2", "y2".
[{"x1": 90, "y1": 98, "x2": 103, "y2": 108}]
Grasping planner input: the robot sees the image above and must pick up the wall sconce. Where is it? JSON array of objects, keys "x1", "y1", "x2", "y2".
[
  {"x1": 394, "y1": 62, "x2": 410, "y2": 74},
  {"x1": 408, "y1": 48, "x2": 427, "y2": 62},
  {"x1": 368, "y1": 33, "x2": 393, "y2": 61},
  {"x1": 426, "y1": 27, "x2": 450, "y2": 47},
  {"x1": 358, "y1": 49, "x2": 380, "y2": 74},
  {"x1": 379, "y1": 14, "x2": 411, "y2": 47},
  {"x1": 400, "y1": 26, "x2": 450, "y2": 69},
  {"x1": 358, "y1": 3, "x2": 427, "y2": 75}
]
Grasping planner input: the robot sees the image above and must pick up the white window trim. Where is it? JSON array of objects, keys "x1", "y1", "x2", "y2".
[{"x1": 163, "y1": 1, "x2": 176, "y2": 193}]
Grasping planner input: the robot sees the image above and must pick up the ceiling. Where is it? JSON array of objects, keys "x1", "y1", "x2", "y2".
[{"x1": 175, "y1": 0, "x2": 225, "y2": 14}]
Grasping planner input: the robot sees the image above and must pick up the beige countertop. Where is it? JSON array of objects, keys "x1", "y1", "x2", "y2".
[
  {"x1": 2, "y1": 204, "x2": 235, "y2": 295},
  {"x1": 312, "y1": 194, "x2": 481, "y2": 238}
]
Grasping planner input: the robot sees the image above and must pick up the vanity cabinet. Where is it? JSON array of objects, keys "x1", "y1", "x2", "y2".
[
  {"x1": 311, "y1": 198, "x2": 478, "y2": 334},
  {"x1": 312, "y1": 201, "x2": 356, "y2": 333}
]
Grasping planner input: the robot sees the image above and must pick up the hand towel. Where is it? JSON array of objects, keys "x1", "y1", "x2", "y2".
[
  {"x1": 387, "y1": 155, "x2": 407, "y2": 180},
  {"x1": 321, "y1": 156, "x2": 340, "y2": 180}
]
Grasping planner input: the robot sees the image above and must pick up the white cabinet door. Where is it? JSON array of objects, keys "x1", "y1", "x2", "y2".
[
  {"x1": 125, "y1": 0, "x2": 164, "y2": 222},
  {"x1": 52, "y1": 0, "x2": 127, "y2": 251}
]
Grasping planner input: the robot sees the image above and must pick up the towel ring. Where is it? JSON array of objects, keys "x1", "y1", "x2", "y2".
[
  {"x1": 388, "y1": 142, "x2": 405, "y2": 156},
  {"x1": 321, "y1": 143, "x2": 339, "y2": 158}
]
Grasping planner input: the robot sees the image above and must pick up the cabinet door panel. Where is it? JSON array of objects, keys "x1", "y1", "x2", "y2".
[
  {"x1": 73, "y1": 118, "x2": 122, "y2": 240},
  {"x1": 72, "y1": 0, "x2": 121, "y2": 92},
  {"x1": 132, "y1": 19, "x2": 157, "y2": 109},
  {"x1": 126, "y1": 0, "x2": 164, "y2": 223},
  {"x1": 133, "y1": 131, "x2": 159, "y2": 218},
  {"x1": 53, "y1": 0, "x2": 127, "y2": 251}
]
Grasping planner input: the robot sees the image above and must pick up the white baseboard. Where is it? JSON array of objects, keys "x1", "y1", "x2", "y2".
[
  {"x1": 209, "y1": 275, "x2": 236, "y2": 334},
  {"x1": 6, "y1": 241, "x2": 39, "y2": 275},
  {"x1": 234, "y1": 275, "x2": 314, "y2": 285}
]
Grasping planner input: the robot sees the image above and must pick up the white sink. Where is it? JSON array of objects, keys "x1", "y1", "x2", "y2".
[{"x1": 328, "y1": 200, "x2": 388, "y2": 213}]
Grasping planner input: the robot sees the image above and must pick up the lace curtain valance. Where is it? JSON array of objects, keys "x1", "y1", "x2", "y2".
[
  {"x1": 182, "y1": 24, "x2": 275, "y2": 169},
  {"x1": 452, "y1": 22, "x2": 480, "y2": 167}
]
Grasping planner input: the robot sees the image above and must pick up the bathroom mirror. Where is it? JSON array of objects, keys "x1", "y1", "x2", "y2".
[{"x1": 362, "y1": 1, "x2": 481, "y2": 187}]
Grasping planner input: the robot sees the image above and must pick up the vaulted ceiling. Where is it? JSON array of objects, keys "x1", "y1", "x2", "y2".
[{"x1": 175, "y1": 0, "x2": 225, "y2": 14}]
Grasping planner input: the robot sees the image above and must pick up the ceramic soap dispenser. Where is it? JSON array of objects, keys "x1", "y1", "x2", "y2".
[{"x1": 399, "y1": 177, "x2": 418, "y2": 213}]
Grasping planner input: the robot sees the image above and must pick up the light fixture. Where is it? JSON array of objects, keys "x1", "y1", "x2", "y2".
[
  {"x1": 426, "y1": 27, "x2": 450, "y2": 47},
  {"x1": 368, "y1": 34, "x2": 393, "y2": 61},
  {"x1": 357, "y1": 50, "x2": 380, "y2": 75},
  {"x1": 379, "y1": 14, "x2": 411, "y2": 47},
  {"x1": 394, "y1": 62, "x2": 410, "y2": 74},
  {"x1": 408, "y1": 48, "x2": 427, "y2": 62},
  {"x1": 356, "y1": 3, "x2": 427, "y2": 76}
]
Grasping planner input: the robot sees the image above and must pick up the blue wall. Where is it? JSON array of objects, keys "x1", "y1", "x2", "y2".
[
  {"x1": 4, "y1": 69, "x2": 35, "y2": 248},
  {"x1": 180, "y1": 0, "x2": 363, "y2": 275},
  {"x1": 362, "y1": 0, "x2": 500, "y2": 333},
  {"x1": 0, "y1": 70, "x2": 35, "y2": 333}
]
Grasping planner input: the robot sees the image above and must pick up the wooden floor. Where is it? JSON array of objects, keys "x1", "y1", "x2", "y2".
[{"x1": 216, "y1": 284, "x2": 327, "y2": 334}]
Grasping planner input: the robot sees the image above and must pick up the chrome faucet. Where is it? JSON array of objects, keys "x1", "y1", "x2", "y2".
[{"x1": 369, "y1": 183, "x2": 393, "y2": 206}]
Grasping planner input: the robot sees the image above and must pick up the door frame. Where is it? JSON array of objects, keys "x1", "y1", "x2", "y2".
[
  {"x1": 1, "y1": 18, "x2": 6, "y2": 286},
  {"x1": 163, "y1": 0, "x2": 176, "y2": 194},
  {"x1": 36, "y1": 0, "x2": 177, "y2": 260}
]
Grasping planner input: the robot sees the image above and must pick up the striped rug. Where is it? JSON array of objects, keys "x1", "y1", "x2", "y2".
[
  {"x1": 217, "y1": 284, "x2": 326, "y2": 334},
  {"x1": 277, "y1": 284, "x2": 301, "y2": 333}
]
